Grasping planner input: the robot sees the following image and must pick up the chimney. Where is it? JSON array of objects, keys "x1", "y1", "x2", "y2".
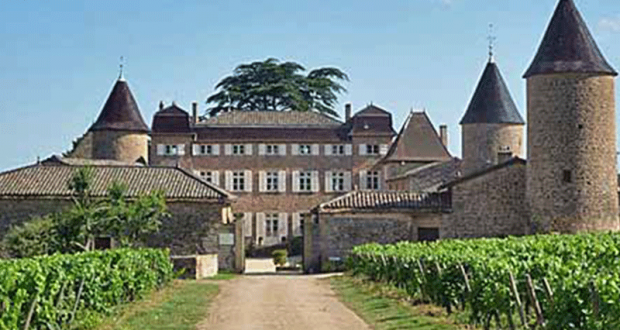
[
  {"x1": 159, "y1": 101, "x2": 164, "y2": 111},
  {"x1": 345, "y1": 103, "x2": 352, "y2": 121},
  {"x1": 192, "y1": 101, "x2": 198, "y2": 123},
  {"x1": 439, "y1": 125, "x2": 448, "y2": 147}
]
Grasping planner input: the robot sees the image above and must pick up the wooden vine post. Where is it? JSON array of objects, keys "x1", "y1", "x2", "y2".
[
  {"x1": 508, "y1": 271, "x2": 526, "y2": 327},
  {"x1": 590, "y1": 281, "x2": 600, "y2": 320},
  {"x1": 525, "y1": 274, "x2": 544, "y2": 327},
  {"x1": 23, "y1": 294, "x2": 38, "y2": 330}
]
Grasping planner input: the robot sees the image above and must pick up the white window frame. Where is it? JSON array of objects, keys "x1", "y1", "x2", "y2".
[
  {"x1": 366, "y1": 170, "x2": 380, "y2": 190},
  {"x1": 265, "y1": 213, "x2": 279, "y2": 237},
  {"x1": 332, "y1": 144, "x2": 345, "y2": 155},
  {"x1": 298, "y1": 171, "x2": 312, "y2": 192},
  {"x1": 331, "y1": 172, "x2": 346, "y2": 192},
  {"x1": 366, "y1": 144, "x2": 380, "y2": 155},
  {"x1": 232, "y1": 144, "x2": 245, "y2": 155},
  {"x1": 266, "y1": 171, "x2": 279, "y2": 192},
  {"x1": 158, "y1": 144, "x2": 186, "y2": 156},
  {"x1": 298, "y1": 144, "x2": 312, "y2": 155},
  {"x1": 232, "y1": 171, "x2": 245, "y2": 191},
  {"x1": 266, "y1": 145, "x2": 279, "y2": 155}
]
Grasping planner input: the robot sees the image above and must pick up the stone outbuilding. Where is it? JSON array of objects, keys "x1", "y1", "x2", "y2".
[
  {"x1": 304, "y1": 190, "x2": 449, "y2": 272},
  {"x1": 0, "y1": 156, "x2": 236, "y2": 262}
]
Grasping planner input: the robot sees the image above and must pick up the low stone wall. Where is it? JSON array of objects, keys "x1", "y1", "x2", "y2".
[{"x1": 171, "y1": 254, "x2": 218, "y2": 279}]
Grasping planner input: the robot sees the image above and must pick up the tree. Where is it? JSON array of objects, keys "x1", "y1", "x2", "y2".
[{"x1": 206, "y1": 58, "x2": 348, "y2": 118}]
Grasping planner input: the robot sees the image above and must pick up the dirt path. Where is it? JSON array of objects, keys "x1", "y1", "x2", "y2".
[{"x1": 198, "y1": 274, "x2": 371, "y2": 330}]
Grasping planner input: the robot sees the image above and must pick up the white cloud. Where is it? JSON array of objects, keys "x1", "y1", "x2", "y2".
[{"x1": 599, "y1": 16, "x2": 620, "y2": 33}]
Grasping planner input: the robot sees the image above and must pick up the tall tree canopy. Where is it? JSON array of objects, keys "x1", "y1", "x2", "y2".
[{"x1": 206, "y1": 58, "x2": 349, "y2": 118}]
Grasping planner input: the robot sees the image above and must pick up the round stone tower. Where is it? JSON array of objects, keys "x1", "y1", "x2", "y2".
[
  {"x1": 460, "y1": 58, "x2": 525, "y2": 175},
  {"x1": 525, "y1": 0, "x2": 619, "y2": 232},
  {"x1": 89, "y1": 76, "x2": 150, "y2": 164}
]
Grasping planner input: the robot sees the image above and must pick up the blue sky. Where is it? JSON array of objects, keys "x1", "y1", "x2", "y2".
[{"x1": 0, "y1": 0, "x2": 619, "y2": 170}]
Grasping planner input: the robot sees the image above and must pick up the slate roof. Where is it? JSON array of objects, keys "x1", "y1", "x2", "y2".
[
  {"x1": 461, "y1": 62, "x2": 525, "y2": 125},
  {"x1": 200, "y1": 110, "x2": 342, "y2": 127},
  {"x1": 316, "y1": 191, "x2": 449, "y2": 213},
  {"x1": 387, "y1": 158, "x2": 462, "y2": 193},
  {"x1": 383, "y1": 111, "x2": 452, "y2": 163},
  {"x1": 0, "y1": 158, "x2": 233, "y2": 201},
  {"x1": 524, "y1": 0, "x2": 617, "y2": 78},
  {"x1": 152, "y1": 104, "x2": 191, "y2": 133},
  {"x1": 440, "y1": 157, "x2": 526, "y2": 189},
  {"x1": 354, "y1": 104, "x2": 391, "y2": 117},
  {"x1": 89, "y1": 79, "x2": 149, "y2": 133}
]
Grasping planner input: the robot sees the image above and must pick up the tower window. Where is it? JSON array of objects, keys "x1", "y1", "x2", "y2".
[{"x1": 563, "y1": 170, "x2": 572, "y2": 183}]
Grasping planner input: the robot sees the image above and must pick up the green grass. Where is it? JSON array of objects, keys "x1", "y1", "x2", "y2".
[
  {"x1": 206, "y1": 271, "x2": 237, "y2": 280},
  {"x1": 96, "y1": 280, "x2": 219, "y2": 330},
  {"x1": 330, "y1": 275, "x2": 474, "y2": 330}
]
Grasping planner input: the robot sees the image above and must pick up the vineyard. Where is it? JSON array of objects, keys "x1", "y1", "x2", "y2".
[
  {"x1": 349, "y1": 233, "x2": 620, "y2": 330},
  {"x1": 0, "y1": 248, "x2": 174, "y2": 330}
]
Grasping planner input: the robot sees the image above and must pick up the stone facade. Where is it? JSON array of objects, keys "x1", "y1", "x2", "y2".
[
  {"x1": 461, "y1": 124, "x2": 524, "y2": 175},
  {"x1": 443, "y1": 160, "x2": 529, "y2": 238},
  {"x1": 92, "y1": 130, "x2": 149, "y2": 163},
  {"x1": 304, "y1": 212, "x2": 442, "y2": 272},
  {"x1": 0, "y1": 199, "x2": 71, "y2": 238},
  {"x1": 526, "y1": 73, "x2": 619, "y2": 233}
]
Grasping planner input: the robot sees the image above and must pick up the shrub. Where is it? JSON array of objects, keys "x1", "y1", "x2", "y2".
[
  {"x1": 272, "y1": 249, "x2": 287, "y2": 267},
  {"x1": 3, "y1": 216, "x2": 57, "y2": 258}
]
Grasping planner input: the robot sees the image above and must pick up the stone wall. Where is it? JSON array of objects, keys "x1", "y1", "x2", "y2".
[
  {"x1": 305, "y1": 212, "x2": 441, "y2": 272},
  {"x1": 171, "y1": 254, "x2": 218, "y2": 279},
  {"x1": 443, "y1": 162, "x2": 529, "y2": 238},
  {"x1": 461, "y1": 123, "x2": 524, "y2": 176},
  {"x1": 92, "y1": 130, "x2": 149, "y2": 163},
  {"x1": 0, "y1": 199, "x2": 71, "y2": 238},
  {"x1": 527, "y1": 73, "x2": 619, "y2": 232},
  {"x1": 65, "y1": 131, "x2": 94, "y2": 159}
]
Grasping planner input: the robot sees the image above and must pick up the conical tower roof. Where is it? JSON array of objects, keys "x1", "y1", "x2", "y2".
[
  {"x1": 89, "y1": 78, "x2": 149, "y2": 133},
  {"x1": 524, "y1": 0, "x2": 617, "y2": 78},
  {"x1": 460, "y1": 61, "x2": 524, "y2": 125}
]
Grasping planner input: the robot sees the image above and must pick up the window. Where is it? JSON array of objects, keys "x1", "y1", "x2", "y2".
[
  {"x1": 266, "y1": 145, "x2": 279, "y2": 155},
  {"x1": 366, "y1": 171, "x2": 380, "y2": 190},
  {"x1": 331, "y1": 172, "x2": 345, "y2": 192},
  {"x1": 266, "y1": 172, "x2": 279, "y2": 191},
  {"x1": 233, "y1": 145, "x2": 245, "y2": 155},
  {"x1": 332, "y1": 145, "x2": 345, "y2": 155},
  {"x1": 200, "y1": 171, "x2": 214, "y2": 183},
  {"x1": 299, "y1": 145, "x2": 311, "y2": 155},
  {"x1": 299, "y1": 172, "x2": 312, "y2": 191},
  {"x1": 233, "y1": 171, "x2": 245, "y2": 191},
  {"x1": 563, "y1": 170, "x2": 572, "y2": 183},
  {"x1": 366, "y1": 144, "x2": 380, "y2": 155},
  {"x1": 201, "y1": 145, "x2": 212, "y2": 155},
  {"x1": 265, "y1": 213, "x2": 279, "y2": 237},
  {"x1": 165, "y1": 145, "x2": 177, "y2": 155}
]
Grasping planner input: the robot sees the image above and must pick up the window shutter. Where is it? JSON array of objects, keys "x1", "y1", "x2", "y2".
[
  {"x1": 193, "y1": 169, "x2": 201, "y2": 177},
  {"x1": 279, "y1": 144, "x2": 286, "y2": 156},
  {"x1": 212, "y1": 145, "x2": 220, "y2": 155},
  {"x1": 157, "y1": 144, "x2": 165, "y2": 156},
  {"x1": 359, "y1": 170, "x2": 368, "y2": 190},
  {"x1": 177, "y1": 144, "x2": 185, "y2": 156},
  {"x1": 311, "y1": 144, "x2": 320, "y2": 155},
  {"x1": 278, "y1": 213, "x2": 288, "y2": 238},
  {"x1": 243, "y1": 213, "x2": 253, "y2": 237},
  {"x1": 345, "y1": 144, "x2": 353, "y2": 156},
  {"x1": 325, "y1": 171, "x2": 333, "y2": 193},
  {"x1": 292, "y1": 213, "x2": 301, "y2": 237},
  {"x1": 259, "y1": 171, "x2": 266, "y2": 192},
  {"x1": 311, "y1": 171, "x2": 320, "y2": 192},
  {"x1": 245, "y1": 144, "x2": 253, "y2": 155},
  {"x1": 380, "y1": 144, "x2": 389, "y2": 155},
  {"x1": 292, "y1": 171, "x2": 300, "y2": 192},
  {"x1": 224, "y1": 144, "x2": 232, "y2": 155},
  {"x1": 278, "y1": 171, "x2": 287, "y2": 192},
  {"x1": 258, "y1": 144, "x2": 266, "y2": 156},
  {"x1": 291, "y1": 144, "x2": 299, "y2": 156},
  {"x1": 344, "y1": 171, "x2": 352, "y2": 191},
  {"x1": 192, "y1": 144, "x2": 200, "y2": 156},
  {"x1": 256, "y1": 213, "x2": 266, "y2": 242},
  {"x1": 325, "y1": 145, "x2": 332, "y2": 156},
  {"x1": 244, "y1": 170, "x2": 253, "y2": 192},
  {"x1": 359, "y1": 144, "x2": 367, "y2": 156},
  {"x1": 225, "y1": 171, "x2": 233, "y2": 191},
  {"x1": 378, "y1": 172, "x2": 383, "y2": 190},
  {"x1": 212, "y1": 170, "x2": 220, "y2": 186}
]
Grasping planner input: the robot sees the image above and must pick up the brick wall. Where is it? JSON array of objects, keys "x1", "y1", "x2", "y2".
[
  {"x1": 527, "y1": 73, "x2": 619, "y2": 232},
  {"x1": 443, "y1": 162, "x2": 529, "y2": 238}
]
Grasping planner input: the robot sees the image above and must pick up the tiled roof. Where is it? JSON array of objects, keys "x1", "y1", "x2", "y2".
[
  {"x1": 382, "y1": 112, "x2": 451, "y2": 162},
  {"x1": 152, "y1": 104, "x2": 191, "y2": 133},
  {"x1": 524, "y1": 0, "x2": 617, "y2": 78},
  {"x1": 460, "y1": 62, "x2": 525, "y2": 125},
  {"x1": 317, "y1": 191, "x2": 449, "y2": 213},
  {"x1": 354, "y1": 104, "x2": 391, "y2": 117},
  {"x1": 195, "y1": 126, "x2": 349, "y2": 142},
  {"x1": 200, "y1": 110, "x2": 342, "y2": 127},
  {"x1": 42, "y1": 155, "x2": 144, "y2": 167},
  {"x1": 388, "y1": 158, "x2": 462, "y2": 192},
  {"x1": 0, "y1": 160, "x2": 233, "y2": 201},
  {"x1": 89, "y1": 79, "x2": 149, "y2": 133}
]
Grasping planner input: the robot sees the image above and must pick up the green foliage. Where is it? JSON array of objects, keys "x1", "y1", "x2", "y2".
[
  {"x1": 2, "y1": 216, "x2": 57, "y2": 258},
  {"x1": 206, "y1": 58, "x2": 348, "y2": 118},
  {"x1": 349, "y1": 233, "x2": 620, "y2": 330},
  {"x1": 289, "y1": 236, "x2": 303, "y2": 256},
  {"x1": 272, "y1": 249, "x2": 288, "y2": 267},
  {"x1": 0, "y1": 248, "x2": 174, "y2": 330}
]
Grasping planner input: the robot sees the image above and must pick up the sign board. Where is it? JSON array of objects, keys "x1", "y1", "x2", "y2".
[{"x1": 219, "y1": 233, "x2": 234, "y2": 245}]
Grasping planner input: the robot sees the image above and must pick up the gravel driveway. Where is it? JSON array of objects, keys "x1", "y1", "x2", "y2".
[{"x1": 198, "y1": 274, "x2": 370, "y2": 330}]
